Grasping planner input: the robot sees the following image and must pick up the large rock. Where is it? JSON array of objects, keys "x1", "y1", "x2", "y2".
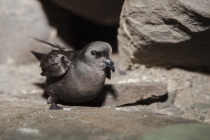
[
  {"x1": 0, "y1": 0, "x2": 52, "y2": 64},
  {"x1": 118, "y1": 0, "x2": 210, "y2": 70},
  {"x1": 51, "y1": 0, "x2": 124, "y2": 25},
  {"x1": 117, "y1": 0, "x2": 210, "y2": 124}
]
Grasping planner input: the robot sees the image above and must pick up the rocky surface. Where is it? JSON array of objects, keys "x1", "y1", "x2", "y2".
[
  {"x1": 51, "y1": 0, "x2": 124, "y2": 25},
  {"x1": 0, "y1": 0, "x2": 53, "y2": 64},
  {"x1": 0, "y1": 59, "x2": 209, "y2": 139},
  {"x1": 101, "y1": 82, "x2": 167, "y2": 107},
  {"x1": 116, "y1": 0, "x2": 210, "y2": 125},
  {"x1": 0, "y1": 62, "x2": 200, "y2": 140},
  {"x1": 118, "y1": 66, "x2": 210, "y2": 124},
  {"x1": 118, "y1": 0, "x2": 210, "y2": 70},
  {"x1": 1, "y1": 54, "x2": 210, "y2": 123},
  {"x1": 0, "y1": 93, "x2": 199, "y2": 140},
  {"x1": 1, "y1": 0, "x2": 210, "y2": 139}
]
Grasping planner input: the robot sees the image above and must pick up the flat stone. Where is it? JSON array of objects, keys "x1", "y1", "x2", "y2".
[
  {"x1": 0, "y1": 96, "x2": 198, "y2": 140},
  {"x1": 100, "y1": 82, "x2": 167, "y2": 107}
]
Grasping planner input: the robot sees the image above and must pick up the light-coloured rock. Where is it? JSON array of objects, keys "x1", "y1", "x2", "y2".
[
  {"x1": 117, "y1": 0, "x2": 210, "y2": 124},
  {"x1": 100, "y1": 82, "x2": 167, "y2": 107},
  {"x1": 0, "y1": 95, "x2": 198, "y2": 140},
  {"x1": 118, "y1": 0, "x2": 210, "y2": 70},
  {"x1": 0, "y1": 0, "x2": 52, "y2": 64},
  {"x1": 119, "y1": 65, "x2": 210, "y2": 123}
]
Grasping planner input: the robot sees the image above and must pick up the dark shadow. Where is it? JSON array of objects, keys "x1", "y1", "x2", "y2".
[
  {"x1": 165, "y1": 66, "x2": 210, "y2": 76},
  {"x1": 118, "y1": 93, "x2": 168, "y2": 107},
  {"x1": 37, "y1": 0, "x2": 118, "y2": 52}
]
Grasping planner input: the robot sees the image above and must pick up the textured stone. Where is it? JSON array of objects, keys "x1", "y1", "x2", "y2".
[
  {"x1": 115, "y1": 65, "x2": 210, "y2": 123},
  {"x1": 0, "y1": 0, "x2": 52, "y2": 64},
  {"x1": 0, "y1": 95, "x2": 198, "y2": 140},
  {"x1": 100, "y1": 83, "x2": 167, "y2": 107},
  {"x1": 52, "y1": 0, "x2": 124, "y2": 25},
  {"x1": 118, "y1": 0, "x2": 210, "y2": 70},
  {"x1": 117, "y1": 0, "x2": 210, "y2": 122}
]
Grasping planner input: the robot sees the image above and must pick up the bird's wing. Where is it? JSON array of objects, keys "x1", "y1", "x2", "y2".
[
  {"x1": 40, "y1": 51, "x2": 71, "y2": 77},
  {"x1": 31, "y1": 51, "x2": 46, "y2": 61}
]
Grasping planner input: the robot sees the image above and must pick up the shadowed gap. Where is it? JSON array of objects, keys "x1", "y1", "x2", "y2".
[{"x1": 38, "y1": 0, "x2": 118, "y2": 52}]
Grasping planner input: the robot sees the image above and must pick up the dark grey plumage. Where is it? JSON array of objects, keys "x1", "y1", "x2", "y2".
[{"x1": 32, "y1": 39, "x2": 115, "y2": 110}]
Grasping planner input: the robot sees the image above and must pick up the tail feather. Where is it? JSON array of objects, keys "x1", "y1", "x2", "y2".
[
  {"x1": 31, "y1": 51, "x2": 46, "y2": 61},
  {"x1": 30, "y1": 37, "x2": 63, "y2": 50}
]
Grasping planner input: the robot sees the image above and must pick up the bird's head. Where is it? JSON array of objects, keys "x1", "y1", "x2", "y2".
[{"x1": 80, "y1": 41, "x2": 115, "y2": 79}]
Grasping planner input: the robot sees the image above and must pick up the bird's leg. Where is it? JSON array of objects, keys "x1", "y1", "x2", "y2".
[
  {"x1": 47, "y1": 91, "x2": 63, "y2": 110},
  {"x1": 47, "y1": 96, "x2": 56, "y2": 104}
]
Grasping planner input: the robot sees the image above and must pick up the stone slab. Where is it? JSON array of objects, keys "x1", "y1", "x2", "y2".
[
  {"x1": 100, "y1": 83, "x2": 167, "y2": 107},
  {"x1": 0, "y1": 96, "x2": 198, "y2": 140}
]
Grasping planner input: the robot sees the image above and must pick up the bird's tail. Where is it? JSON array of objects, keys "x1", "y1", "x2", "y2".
[
  {"x1": 30, "y1": 37, "x2": 63, "y2": 50},
  {"x1": 31, "y1": 51, "x2": 46, "y2": 61}
]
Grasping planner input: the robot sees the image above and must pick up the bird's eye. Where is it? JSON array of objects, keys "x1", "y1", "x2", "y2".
[{"x1": 91, "y1": 50, "x2": 97, "y2": 56}]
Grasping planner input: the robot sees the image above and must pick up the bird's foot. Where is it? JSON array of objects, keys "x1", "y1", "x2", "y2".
[{"x1": 49, "y1": 103, "x2": 63, "y2": 110}]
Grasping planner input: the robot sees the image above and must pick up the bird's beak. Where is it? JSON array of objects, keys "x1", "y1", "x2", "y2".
[{"x1": 103, "y1": 59, "x2": 115, "y2": 73}]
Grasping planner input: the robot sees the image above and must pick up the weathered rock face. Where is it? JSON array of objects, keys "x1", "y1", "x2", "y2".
[
  {"x1": 51, "y1": 0, "x2": 124, "y2": 25},
  {"x1": 117, "y1": 0, "x2": 210, "y2": 124},
  {"x1": 118, "y1": 0, "x2": 210, "y2": 70},
  {"x1": 0, "y1": 0, "x2": 52, "y2": 64}
]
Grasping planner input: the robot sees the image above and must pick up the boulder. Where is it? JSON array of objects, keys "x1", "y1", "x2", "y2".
[{"x1": 118, "y1": 0, "x2": 210, "y2": 70}]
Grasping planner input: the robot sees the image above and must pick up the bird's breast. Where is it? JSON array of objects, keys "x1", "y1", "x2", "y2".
[{"x1": 57, "y1": 64, "x2": 106, "y2": 102}]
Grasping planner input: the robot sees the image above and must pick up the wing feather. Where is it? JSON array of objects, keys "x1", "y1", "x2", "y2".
[{"x1": 40, "y1": 51, "x2": 71, "y2": 77}]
